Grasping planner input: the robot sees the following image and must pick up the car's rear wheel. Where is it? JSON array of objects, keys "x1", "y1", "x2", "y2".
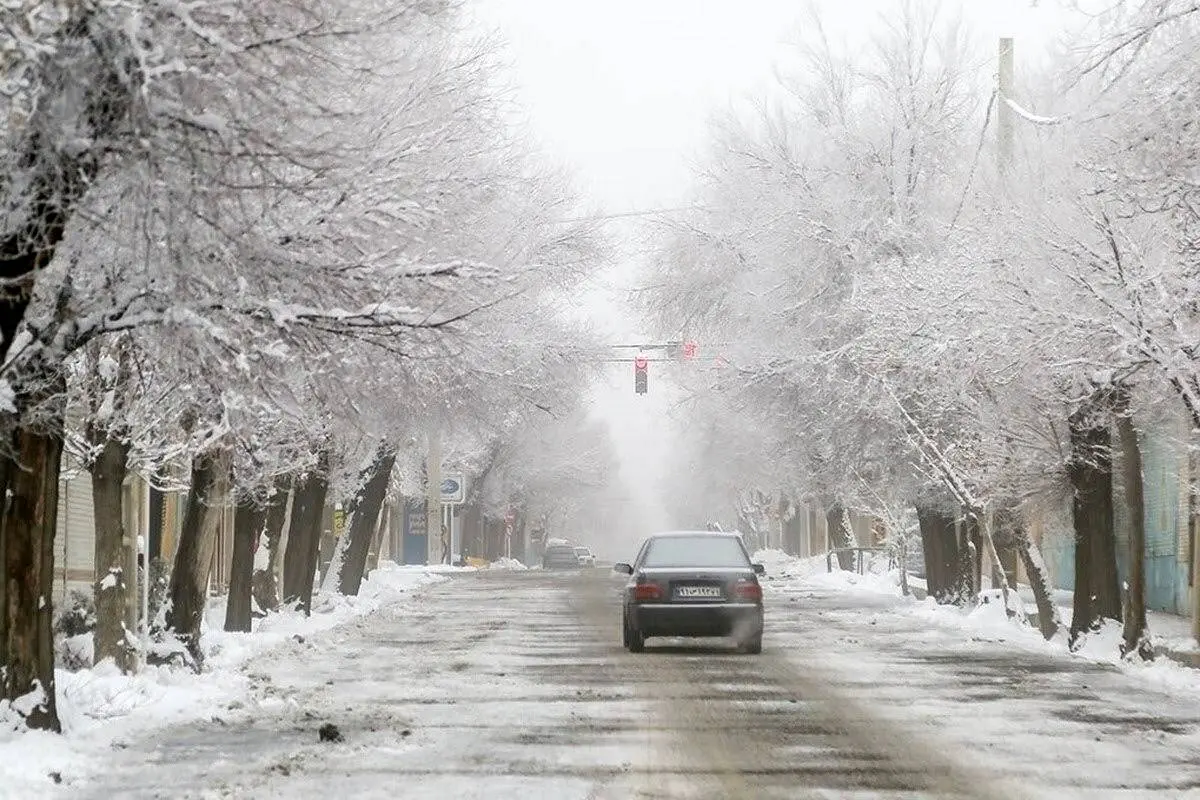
[
  {"x1": 623, "y1": 613, "x2": 645, "y2": 652},
  {"x1": 738, "y1": 633, "x2": 763, "y2": 655}
]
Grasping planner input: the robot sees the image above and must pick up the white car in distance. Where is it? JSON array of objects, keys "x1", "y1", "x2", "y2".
[{"x1": 574, "y1": 546, "x2": 596, "y2": 568}]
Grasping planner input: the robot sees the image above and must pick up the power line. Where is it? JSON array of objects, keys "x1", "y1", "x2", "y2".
[{"x1": 559, "y1": 206, "x2": 699, "y2": 223}]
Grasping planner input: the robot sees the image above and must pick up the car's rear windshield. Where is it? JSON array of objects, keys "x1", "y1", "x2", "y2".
[{"x1": 642, "y1": 536, "x2": 749, "y2": 568}]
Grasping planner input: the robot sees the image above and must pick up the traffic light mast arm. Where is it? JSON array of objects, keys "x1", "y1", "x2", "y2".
[{"x1": 607, "y1": 340, "x2": 699, "y2": 361}]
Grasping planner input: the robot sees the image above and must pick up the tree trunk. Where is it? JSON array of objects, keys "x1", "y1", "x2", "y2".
[
  {"x1": 917, "y1": 506, "x2": 969, "y2": 604},
  {"x1": 0, "y1": 450, "x2": 8, "y2": 677},
  {"x1": 1068, "y1": 396, "x2": 1122, "y2": 648},
  {"x1": 301, "y1": 497, "x2": 331, "y2": 615},
  {"x1": 281, "y1": 452, "x2": 331, "y2": 615},
  {"x1": 281, "y1": 477, "x2": 316, "y2": 604},
  {"x1": 366, "y1": 504, "x2": 389, "y2": 576},
  {"x1": 165, "y1": 449, "x2": 230, "y2": 667},
  {"x1": 460, "y1": 504, "x2": 476, "y2": 562},
  {"x1": 90, "y1": 435, "x2": 135, "y2": 672},
  {"x1": 317, "y1": 504, "x2": 339, "y2": 588},
  {"x1": 513, "y1": 516, "x2": 527, "y2": 562},
  {"x1": 337, "y1": 445, "x2": 397, "y2": 596},
  {"x1": 1117, "y1": 411, "x2": 1152, "y2": 660},
  {"x1": 0, "y1": 420, "x2": 66, "y2": 731},
  {"x1": 974, "y1": 510, "x2": 1015, "y2": 615},
  {"x1": 253, "y1": 480, "x2": 290, "y2": 613},
  {"x1": 965, "y1": 516, "x2": 983, "y2": 595},
  {"x1": 1013, "y1": 526, "x2": 1059, "y2": 640},
  {"x1": 826, "y1": 504, "x2": 855, "y2": 570},
  {"x1": 282, "y1": 464, "x2": 328, "y2": 608},
  {"x1": 224, "y1": 495, "x2": 265, "y2": 633}
]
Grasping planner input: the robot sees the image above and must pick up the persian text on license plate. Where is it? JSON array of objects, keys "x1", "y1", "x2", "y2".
[{"x1": 675, "y1": 585, "x2": 723, "y2": 599}]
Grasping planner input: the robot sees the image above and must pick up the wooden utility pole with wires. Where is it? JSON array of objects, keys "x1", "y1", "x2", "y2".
[{"x1": 998, "y1": 37, "x2": 1015, "y2": 174}]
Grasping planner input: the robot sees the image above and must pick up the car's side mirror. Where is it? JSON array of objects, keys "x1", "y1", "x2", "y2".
[
  {"x1": 613, "y1": 562, "x2": 634, "y2": 575},
  {"x1": 752, "y1": 563, "x2": 765, "y2": 575}
]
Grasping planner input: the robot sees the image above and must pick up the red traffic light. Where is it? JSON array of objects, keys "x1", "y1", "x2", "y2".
[
  {"x1": 633, "y1": 356, "x2": 648, "y2": 394},
  {"x1": 683, "y1": 341, "x2": 697, "y2": 359}
]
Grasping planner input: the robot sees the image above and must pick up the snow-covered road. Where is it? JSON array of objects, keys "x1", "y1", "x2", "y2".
[{"x1": 56, "y1": 570, "x2": 1200, "y2": 799}]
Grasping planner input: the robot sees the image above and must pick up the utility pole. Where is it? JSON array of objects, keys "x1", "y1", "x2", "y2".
[
  {"x1": 425, "y1": 430, "x2": 441, "y2": 566},
  {"x1": 998, "y1": 37, "x2": 1014, "y2": 176},
  {"x1": 1193, "y1": 515, "x2": 1200, "y2": 644}
]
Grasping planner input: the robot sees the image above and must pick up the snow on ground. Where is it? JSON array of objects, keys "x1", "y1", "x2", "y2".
[
  {"x1": 423, "y1": 564, "x2": 478, "y2": 575},
  {"x1": 753, "y1": 548, "x2": 898, "y2": 596},
  {"x1": 61, "y1": 568, "x2": 1200, "y2": 799},
  {"x1": 755, "y1": 549, "x2": 1200, "y2": 696},
  {"x1": 751, "y1": 548, "x2": 824, "y2": 580},
  {"x1": 486, "y1": 557, "x2": 527, "y2": 570},
  {"x1": 0, "y1": 563, "x2": 445, "y2": 798}
]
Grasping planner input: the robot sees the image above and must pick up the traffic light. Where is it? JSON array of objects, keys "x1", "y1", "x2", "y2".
[
  {"x1": 634, "y1": 356, "x2": 648, "y2": 394},
  {"x1": 682, "y1": 340, "x2": 698, "y2": 359}
]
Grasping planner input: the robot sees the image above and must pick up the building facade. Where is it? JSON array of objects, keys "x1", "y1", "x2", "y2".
[{"x1": 1034, "y1": 409, "x2": 1197, "y2": 618}]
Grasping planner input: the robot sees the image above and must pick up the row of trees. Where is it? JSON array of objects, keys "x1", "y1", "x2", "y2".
[
  {"x1": 645, "y1": 0, "x2": 1200, "y2": 657},
  {"x1": 1, "y1": 0, "x2": 608, "y2": 732}
]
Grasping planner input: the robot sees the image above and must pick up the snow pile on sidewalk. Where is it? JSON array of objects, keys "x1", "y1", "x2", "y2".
[
  {"x1": 771, "y1": 551, "x2": 1200, "y2": 695},
  {"x1": 905, "y1": 595, "x2": 1200, "y2": 692},
  {"x1": 753, "y1": 549, "x2": 902, "y2": 596},
  {"x1": 804, "y1": 567, "x2": 903, "y2": 596},
  {"x1": 752, "y1": 549, "x2": 825, "y2": 580},
  {"x1": 905, "y1": 589, "x2": 1032, "y2": 642},
  {"x1": 0, "y1": 562, "x2": 445, "y2": 796},
  {"x1": 424, "y1": 563, "x2": 479, "y2": 574},
  {"x1": 486, "y1": 557, "x2": 527, "y2": 570},
  {"x1": 203, "y1": 562, "x2": 445, "y2": 669}
]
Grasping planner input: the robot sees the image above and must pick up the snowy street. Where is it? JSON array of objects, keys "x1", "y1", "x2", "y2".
[
  {"x1": 47, "y1": 568, "x2": 1200, "y2": 800},
  {"x1": 8, "y1": 3, "x2": 1200, "y2": 799}
]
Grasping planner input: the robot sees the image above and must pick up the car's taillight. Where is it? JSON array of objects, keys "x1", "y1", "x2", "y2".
[
  {"x1": 633, "y1": 581, "x2": 662, "y2": 601},
  {"x1": 734, "y1": 580, "x2": 762, "y2": 602}
]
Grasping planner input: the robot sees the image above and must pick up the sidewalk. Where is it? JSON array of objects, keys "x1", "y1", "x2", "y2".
[
  {"x1": 755, "y1": 549, "x2": 1200, "y2": 696},
  {"x1": 0, "y1": 564, "x2": 447, "y2": 797},
  {"x1": 902, "y1": 574, "x2": 1200, "y2": 664},
  {"x1": 767, "y1": 584, "x2": 1200, "y2": 799}
]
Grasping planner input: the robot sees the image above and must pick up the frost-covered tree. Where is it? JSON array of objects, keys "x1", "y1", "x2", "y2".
[
  {"x1": 646, "y1": 0, "x2": 1200, "y2": 657},
  {"x1": 1, "y1": 0, "x2": 606, "y2": 726},
  {"x1": 646, "y1": 0, "x2": 991, "y2": 575}
]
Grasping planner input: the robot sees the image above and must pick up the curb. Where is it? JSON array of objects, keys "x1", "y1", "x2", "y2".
[{"x1": 1153, "y1": 646, "x2": 1200, "y2": 669}]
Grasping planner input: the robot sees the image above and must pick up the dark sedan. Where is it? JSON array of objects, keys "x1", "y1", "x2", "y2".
[
  {"x1": 614, "y1": 532, "x2": 765, "y2": 654},
  {"x1": 542, "y1": 543, "x2": 582, "y2": 570}
]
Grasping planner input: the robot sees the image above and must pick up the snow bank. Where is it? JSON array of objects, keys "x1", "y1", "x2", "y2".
[
  {"x1": 424, "y1": 564, "x2": 478, "y2": 575},
  {"x1": 906, "y1": 595, "x2": 1042, "y2": 646},
  {"x1": 803, "y1": 568, "x2": 902, "y2": 596},
  {"x1": 802, "y1": 565, "x2": 1200, "y2": 697},
  {"x1": 761, "y1": 548, "x2": 1200, "y2": 695},
  {"x1": 751, "y1": 549, "x2": 825, "y2": 580},
  {"x1": 202, "y1": 562, "x2": 444, "y2": 670},
  {"x1": 0, "y1": 562, "x2": 445, "y2": 796},
  {"x1": 486, "y1": 557, "x2": 527, "y2": 570},
  {"x1": 753, "y1": 549, "x2": 901, "y2": 597}
]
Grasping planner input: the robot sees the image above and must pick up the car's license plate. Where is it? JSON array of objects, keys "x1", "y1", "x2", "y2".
[{"x1": 674, "y1": 585, "x2": 723, "y2": 599}]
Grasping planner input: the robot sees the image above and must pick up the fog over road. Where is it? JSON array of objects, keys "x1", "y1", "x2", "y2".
[{"x1": 73, "y1": 570, "x2": 1200, "y2": 800}]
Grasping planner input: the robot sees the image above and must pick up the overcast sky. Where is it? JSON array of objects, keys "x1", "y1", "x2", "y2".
[{"x1": 467, "y1": 0, "x2": 1072, "y2": 551}]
